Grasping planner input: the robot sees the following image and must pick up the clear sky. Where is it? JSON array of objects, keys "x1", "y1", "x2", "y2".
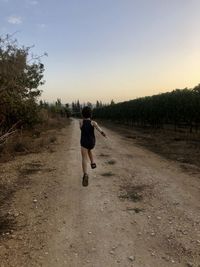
[{"x1": 1, "y1": 0, "x2": 200, "y2": 104}]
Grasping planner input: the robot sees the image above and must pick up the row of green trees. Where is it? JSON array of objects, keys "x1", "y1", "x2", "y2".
[
  {"x1": 71, "y1": 100, "x2": 108, "y2": 117},
  {"x1": 93, "y1": 86, "x2": 200, "y2": 132},
  {"x1": 71, "y1": 101, "x2": 93, "y2": 116}
]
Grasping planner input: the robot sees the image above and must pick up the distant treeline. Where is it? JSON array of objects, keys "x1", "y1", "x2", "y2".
[
  {"x1": 71, "y1": 100, "x2": 110, "y2": 117},
  {"x1": 39, "y1": 99, "x2": 71, "y2": 118},
  {"x1": 93, "y1": 85, "x2": 200, "y2": 132}
]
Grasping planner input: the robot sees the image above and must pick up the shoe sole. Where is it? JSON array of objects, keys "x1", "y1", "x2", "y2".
[
  {"x1": 82, "y1": 175, "x2": 89, "y2": 186},
  {"x1": 91, "y1": 164, "x2": 96, "y2": 169}
]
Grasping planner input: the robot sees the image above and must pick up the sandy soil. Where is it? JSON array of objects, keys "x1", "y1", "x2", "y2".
[
  {"x1": 100, "y1": 121, "x2": 200, "y2": 171},
  {"x1": 0, "y1": 119, "x2": 200, "y2": 267}
]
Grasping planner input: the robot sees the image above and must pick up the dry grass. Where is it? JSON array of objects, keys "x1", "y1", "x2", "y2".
[
  {"x1": 101, "y1": 172, "x2": 115, "y2": 177},
  {"x1": 107, "y1": 159, "x2": 116, "y2": 165},
  {"x1": 99, "y1": 153, "x2": 110, "y2": 158},
  {"x1": 100, "y1": 120, "x2": 200, "y2": 170},
  {"x1": 0, "y1": 117, "x2": 70, "y2": 163},
  {"x1": 119, "y1": 184, "x2": 151, "y2": 202}
]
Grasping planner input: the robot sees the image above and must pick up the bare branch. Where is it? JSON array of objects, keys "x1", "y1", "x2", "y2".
[
  {"x1": 27, "y1": 52, "x2": 48, "y2": 63},
  {"x1": 0, "y1": 130, "x2": 18, "y2": 143},
  {"x1": 7, "y1": 120, "x2": 22, "y2": 133},
  {"x1": 0, "y1": 120, "x2": 21, "y2": 143}
]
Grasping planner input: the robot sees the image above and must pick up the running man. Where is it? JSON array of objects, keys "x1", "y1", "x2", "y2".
[{"x1": 79, "y1": 106, "x2": 106, "y2": 186}]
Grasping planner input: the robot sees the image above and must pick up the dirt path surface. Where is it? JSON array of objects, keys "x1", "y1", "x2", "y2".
[{"x1": 0, "y1": 119, "x2": 200, "y2": 267}]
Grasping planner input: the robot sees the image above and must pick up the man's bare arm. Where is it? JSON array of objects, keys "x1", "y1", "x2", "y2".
[
  {"x1": 79, "y1": 120, "x2": 83, "y2": 129},
  {"x1": 92, "y1": 121, "x2": 106, "y2": 137}
]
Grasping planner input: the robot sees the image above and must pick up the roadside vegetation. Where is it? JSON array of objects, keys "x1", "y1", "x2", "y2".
[
  {"x1": 0, "y1": 35, "x2": 70, "y2": 162},
  {"x1": 94, "y1": 86, "x2": 200, "y2": 133},
  {"x1": 93, "y1": 87, "x2": 200, "y2": 169}
]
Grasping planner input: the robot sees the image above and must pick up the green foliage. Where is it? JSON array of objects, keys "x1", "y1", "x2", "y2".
[
  {"x1": 71, "y1": 100, "x2": 81, "y2": 117},
  {"x1": 0, "y1": 35, "x2": 45, "y2": 130},
  {"x1": 94, "y1": 86, "x2": 200, "y2": 132},
  {"x1": 39, "y1": 99, "x2": 71, "y2": 118},
  {"x1": 95, "y1": 100, "x2": 105, "y2": 109},
  {"x1": 110, "y1": 99, "x2": 115, "y2": 105}
]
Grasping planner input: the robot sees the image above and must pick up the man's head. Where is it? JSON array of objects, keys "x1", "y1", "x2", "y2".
[{"x1": 82, "y1": 106, "x2": 92, "y2": 118}]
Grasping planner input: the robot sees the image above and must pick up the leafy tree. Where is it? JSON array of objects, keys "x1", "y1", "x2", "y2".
[
  {"x1": 0, "y1": 35, "x2": 45, "y2": 130},
  {"x1": 71, "y1": 100, "x2": 82, "y2": 116}
]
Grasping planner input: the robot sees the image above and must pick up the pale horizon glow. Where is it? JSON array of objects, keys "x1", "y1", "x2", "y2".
[{"x1": 1, "y1": 0, "x2": 200, "y2": 104}]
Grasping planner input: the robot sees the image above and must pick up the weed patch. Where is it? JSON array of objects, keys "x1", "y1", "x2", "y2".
[
  {"x1": 101, "y1": 172, "x2": 114, "y2": 177},
  {"x1": 99, "y1": 153, "x2": 110, "y2": 158},
  {"x1": 107, "y1": 160, "x2": 116, "y2": 165},
  {"x1": 119, "y1": 184, "x2": 149, "y2": 202}
]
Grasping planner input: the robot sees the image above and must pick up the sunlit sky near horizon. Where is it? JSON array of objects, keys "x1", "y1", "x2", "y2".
[{"x1": 1, "y1": 0, "x2": 200, "y2": 104}]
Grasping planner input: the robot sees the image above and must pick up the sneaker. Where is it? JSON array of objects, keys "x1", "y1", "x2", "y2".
[
  {"x1": 82, "y1": 174, "x2": 89, "y2": 187},
  {"x1": 91, "y1": 163, "x2": 97, "y2": 169}
]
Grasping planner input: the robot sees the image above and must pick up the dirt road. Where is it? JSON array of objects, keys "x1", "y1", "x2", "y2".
[{"x1": 0, "y1": 119, "x2": 200, "y2": 267}]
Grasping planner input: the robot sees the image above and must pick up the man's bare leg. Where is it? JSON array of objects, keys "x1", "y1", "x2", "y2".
[
  {"x1": 88, "y1": 149, "x2": 94, "y2": 164},
  {"x1": 88, "y1": 149, "x2": 96, "y2": 169},
  {"x1": 81, "y1": 147, "x2": 88, "y2": 174}
]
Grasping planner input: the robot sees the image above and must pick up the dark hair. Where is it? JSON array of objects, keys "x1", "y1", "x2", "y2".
[{"x1": 82, "y1": 106, "x2": 92, "y2": 118}]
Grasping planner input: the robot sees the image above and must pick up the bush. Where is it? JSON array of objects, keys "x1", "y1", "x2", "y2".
[{"x1": 0, "y1": 35, "x2": 45, "y2": 132}]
